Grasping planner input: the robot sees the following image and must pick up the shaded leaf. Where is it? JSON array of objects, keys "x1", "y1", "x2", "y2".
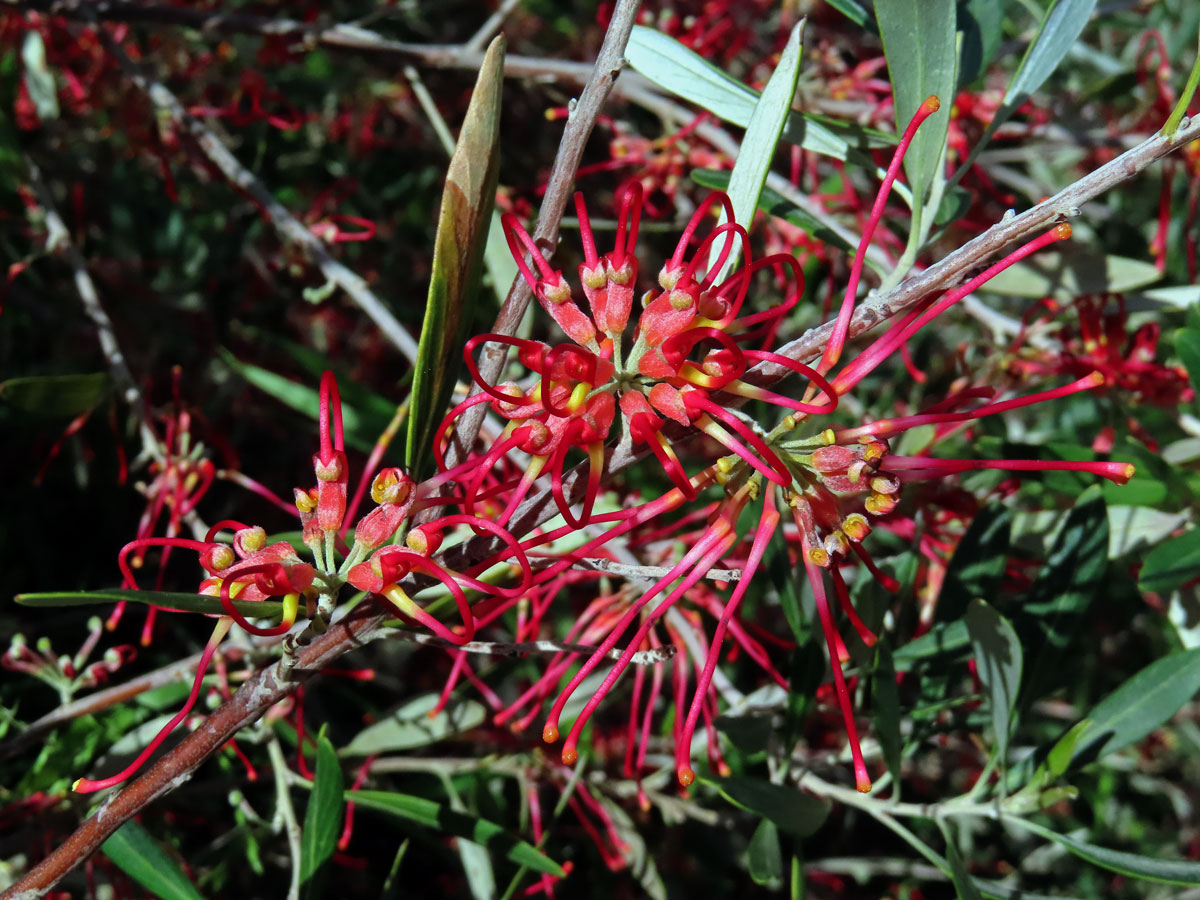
[
  {"x1": 872, "y1": 642, "x2": 902, "y2": 781},
  {"x1": 714, "y1": 777, "x2": 831, "y2": 838},
  {"x1": 940, "y1": 822, "x2": 985, "y2": 900},
  {"x1": 1017, "y1": 818, "x2": 1200, "y2": 886},
  {"x1": 1176, "y1": 328, "x2": 1200, "y2": 392},
  {"x1": 221, "y1": 349, "x2": 392, "y2": 453},
  {"x1": 875, "y1": 0, "x2": 957, "y2": 209},
  {"x1": 746, "y1": 818, "x2": 783, "y2": 889},
  {"x1": 16, "y1": 588, "x2": 285, "y2": 621},
  {"x1": 966, "y1": 599, "x2": 1023, "y2": 762},
  {"x1": 1071, "y1": 648, "x2": 1200, "y2": 766},
  {"x1": 1020, "y1": 486, "x2": 1107, "y2": 702},
  {"x1": 300, "y1": 729, "x2": 345, "y2": 895},
  {"x1": 349, "y1": 790, "x2": 564, "y2": 877},
  {"x1": 0, "y1": 372, "x2": 110, "y2": 417},
  {"x1": 407, "y1": 36, "x2": 503, "y2": 480},
  {"x1": 893, "y1": 619, "x2": 970, "y2": 669},
  {"x1": 101, "y1": 821, "x2": 204, "y2": 900},
  {"x1": 958, "y1": 0, "x2": 1006, "y2": 88},
  {"x1": 939, "y1": 504, "x2": 1013, "y2": 622},
  {"x1": 342, "y1": 692, "x2": 486, "y2": 756},
  {"x1": 1139, "y1": 528, "x2": 1200, "y2": 595}
]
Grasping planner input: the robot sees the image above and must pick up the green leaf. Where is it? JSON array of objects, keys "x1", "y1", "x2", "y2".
[
  {"x1": 221, "y1": 349, "x2": 392, "y2": 453},
  {"x1": 938, "y1": 505, "x2": 1014, "y2": 622},
  {"x1": 300, "y1": 729, "x2": 345, "y2": 894},
  {"x1": 1176, "y1": 328, "x2": 1200, "y2": 392},
  {"x1": 940, "y1": 822, "x2": 985, "y2": 900},
  {"x1": 1047, "y1": 718, "x2": 1092, "y2": 778},
  {"x1": 690, "y1": 168, "x2": 855, "y2": 255},
  {"x1": 1015, "y1": 818, "x2": 1200, "y2": 886},
  {"x1": 349, "y1": 790, "x2": 564, "y2": 877},
  {"x1": 893, "y1": 619, "x2": 970, "y2": 669},
  {"x1": 875, "y1": 0, "x2": 957, "y2": 209},
  {"x1": 746, "y1": 818, "x2": 783, "y2": 889},
  {"x1": 1020, "y1": 487, "x2": 1107, "y2": 702},
  {"x1": 1002, "y1": 0, "x2": 1097, "y2": 116},
  {"x1": 1071, "y1": 648, "x2": 1200, "y2": 766},
  {"x1": 958, "y1": 0, "x2": 1006, "y2": 88},
  {"x1": 708, "y1": 20, "x2": 804, "y2": 281},
  {"x1": 1165, "y1": 26, "x2": 1200, "y2": 137},
  {"x1": 713, "y1": 777, "x2": 831, "y2": 838},
  {"x1": 965, "y1": 599, "x2": 1023, "y2": 762},
  {"x1": 978, "y1": 250, "x2": 1160, "y2": 298},
  {"x1": 0, "y1": 372, "x2": 110, "y2": 417},
  {"x1": 626, "y1": 26, "x2": 893, "y2": 162},
  {"x1": 101, "y1": 821, "x2": 204, "y2": 900},
  {"x1": 1139, "y1": 529, "x2": 1200, "y2": 595},
  {"x1": 342, "y1": 692, "x2": 486, "y2": 755},
  {"x1": 872, "y1": 642, "x2": 902, "y2": 781},
  {"x1": 406, "y1": 36, "x2": 503, "y2": 480},
  {"x1": 16, "y1": 589, "x2": 285, "y2": 621}
]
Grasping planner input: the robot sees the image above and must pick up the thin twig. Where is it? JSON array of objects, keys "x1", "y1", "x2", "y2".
[
  {"x1": 441, "y1": 0, "x2": 643, "y2": 470},
  {"x1": 572, "y1": 556, "x2": 742, "y2": 582},
  {"x1": 25, "y1": 158, "x2": 157, "y2": 452},
  {"x1": 463, "y1": 0, "x2": 523, "y2": 54},
  {"x1": 381, "y1": 629, "x2": 677, "y2": 665},
  {"x1": 92, "y1": 26, "x2": 420, "y2": 364},
  {"x1": 266, "y1": 737, "x2": 303, "y2": 900}
]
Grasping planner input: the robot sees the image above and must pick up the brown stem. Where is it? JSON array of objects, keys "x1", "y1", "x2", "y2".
[{"x1": 441, "y1": 0, "x2": 644, "y2": 472}]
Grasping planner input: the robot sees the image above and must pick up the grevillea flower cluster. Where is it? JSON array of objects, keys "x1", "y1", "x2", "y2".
[{"x1": 435, "y1": 95, "x2": 1136, "y2": 792}]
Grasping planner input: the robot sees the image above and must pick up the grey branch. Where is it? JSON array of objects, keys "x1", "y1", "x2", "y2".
[
  {"x1": 93, "y1": 27, "x2": 420, "y2": 364},
  {"x1": 382, "y1": 630, "x2": 677, "y2": 665},
  {"x1": 572, "y1": 556, "x2": 742, "y2": 582}
]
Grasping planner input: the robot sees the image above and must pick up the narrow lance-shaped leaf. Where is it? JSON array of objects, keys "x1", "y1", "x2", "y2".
[
  {"x1": 0, "y1": 372, "x2": 110, "y2": 417},
  {"x1": 965, "y1": 599, "x2": 1023, "y2": 763},
  {"x1": 874, "y1": 0, "x2": 957, "y2": 211},
  {"x1": 951, "y1": 0, "x2": 1097, "y2": 184},
  {"x1": 300, "y1": 728, "x2": 345, "y2": 894},
  {"x1": 1071, "y1": 647, "x2": 1200, "y2": 766},
  {"x1": 406, "y1": 35, "x2": 504, "y2": 480},
  {"x1": 16, "y1": 589, "x2": 286, "y2": 621},
  {"x1": 101, "y1": 821, "x2": 205, "y2": 900},
  {"x1": 708, "y1": 19, "x2": 804, "y2": 281},
  {"x1": 625, "y1": 26, "x2": 895, "y2": 161},
  {"x1": 1139, "y1": 528, "x2": 1200, "y2": 595},
  {"x1": 348, "y1": 789, "x2": 565, "y2": 877},
  {"x1": 1015, "y1": 818, "x2": 1200, "y2": 886}
]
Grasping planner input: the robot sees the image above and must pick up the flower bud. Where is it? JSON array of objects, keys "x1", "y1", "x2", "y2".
[{"x1": 371, "y1": 467, "x2": 414, "y2": 506}]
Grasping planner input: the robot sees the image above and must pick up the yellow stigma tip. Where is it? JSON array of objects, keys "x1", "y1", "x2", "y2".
[
  {"x1": 71, "y1": 778, "x2": 85, "y2": 792},
  {"x1": 678, "y1": 767, "x2": 696, "y2": 787},
  {"x1": 922, "y1": 95, "x2": 941, "y2": 113},
  {"x1": 562, "y1": 747, "x2": 578, "y2": 765},
  {"x1": 542, "y1": 725, "x2": 559, "y2": 744},
  {"x1": 1053, "y1": 222, "x2": 1073, "y2": 240}
]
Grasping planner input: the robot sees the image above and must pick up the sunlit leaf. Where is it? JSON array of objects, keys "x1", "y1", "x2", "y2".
[
  {"x1": 875, "y1": 0, "x2": 957, "y2": 209},
  {"x1": 626, "y1": 26, "x2": 894, "y2": 162},
  {"x1": 709, "y1": 19, "x2": 804, "y2": 281},
  {"x1": 979, "y1": 250, "x2": 1161, "y2": 298},
  {"x1": 406, "y1": 36, "x2": 504, "y2": 480}
]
